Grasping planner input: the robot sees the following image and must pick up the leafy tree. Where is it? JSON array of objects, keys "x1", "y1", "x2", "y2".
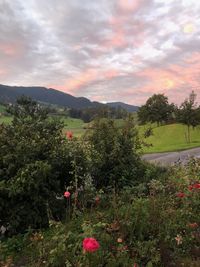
[
  {"x1": 177, "y1": 91, "x2": 200, "y2": 143},
  {"x1": 0, "y1": 97, "x2": 86, "y2": 233},
  {"x1": 84, "y1": 117, "x2": 144, "y2": 189},
  {"x1": 138, "y1": 94, "x2": 173, "y2": 126}
]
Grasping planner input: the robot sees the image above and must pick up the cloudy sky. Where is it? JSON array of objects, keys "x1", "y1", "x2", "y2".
[{"x1": 0, "y1": 0, "x2": 200, "y2": 105}]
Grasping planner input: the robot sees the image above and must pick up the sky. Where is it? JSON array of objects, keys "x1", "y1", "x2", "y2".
[{"x1": 0, "y1": 0, "x2": 200, "y2": 105}]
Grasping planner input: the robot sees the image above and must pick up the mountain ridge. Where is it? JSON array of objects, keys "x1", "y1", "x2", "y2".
[{"x1": 0, "y1": 84, "x2": 139, "y2": 112}]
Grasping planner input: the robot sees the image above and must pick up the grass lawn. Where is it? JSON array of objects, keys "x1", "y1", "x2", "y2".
[
  {"x1": 140, "y1": 123, "x2": 200, "y2": 153},
  {"x1": 61, "y1": 117, "x2": 87, "y2": 137},
  {"x1": 0, "y1": 104, "x2": 6, "y2": 113},
  {"x1": 0, "y1": 116, "x2": 13, "y2": 124}
]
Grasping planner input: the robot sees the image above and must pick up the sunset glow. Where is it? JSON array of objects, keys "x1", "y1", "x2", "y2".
[{"x1": 0, "y1": 0, "x2": 200, "y2": 105}]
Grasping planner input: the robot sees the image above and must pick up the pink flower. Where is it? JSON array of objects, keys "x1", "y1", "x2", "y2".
[
  {"x1": 66, "y1": 131, "x2": 73, "y2": 139},
  {"x1": 176, "y1": 192, "x2": 185, "y2": 198},
  {"x1": 64, "y1": 191, "x2": 71, "y2": 198},
  {"x1": 83, "y1": 237, "x2": 100, "y2": 253}
]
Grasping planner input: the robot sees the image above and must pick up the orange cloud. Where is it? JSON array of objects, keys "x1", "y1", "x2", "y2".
[{"x1": 131, "y1": 52, "x2": 200, "y2": 104}]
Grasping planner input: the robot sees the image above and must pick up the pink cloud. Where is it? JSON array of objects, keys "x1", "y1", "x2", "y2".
[
  {"x1": 0, "y1": 43, "x2": 22, "y2": 57},
  {"x1": 103, "y1": 69, "x2": 119, "y2": 79},
  {"x1": 50, "y1": 68, "x2": 120, "y2": 94},
  {"x1": 118, "y1": 0, "x2": 144, "y2": 13}
]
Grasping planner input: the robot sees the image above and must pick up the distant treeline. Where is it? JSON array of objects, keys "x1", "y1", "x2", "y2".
[{"x1": 68, "y1": 106, "x2": 129, "y2": 122}]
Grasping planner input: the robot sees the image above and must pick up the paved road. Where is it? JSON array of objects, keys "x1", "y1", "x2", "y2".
[{"x1": 142, "y1": 147, "x2": 200, "y2": 166}]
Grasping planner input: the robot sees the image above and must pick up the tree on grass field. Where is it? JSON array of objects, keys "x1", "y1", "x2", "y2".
[
  {"x1": 138, "y1": 94, "x2": 174, "y2": 126},
  {"x1": 177, "y1": 91, "x2": 200, "y2": 143}
]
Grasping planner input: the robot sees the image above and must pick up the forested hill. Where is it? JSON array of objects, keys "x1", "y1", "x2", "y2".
[{"x1": 0, "y1": 84, "x2": 139, "y2": 111}]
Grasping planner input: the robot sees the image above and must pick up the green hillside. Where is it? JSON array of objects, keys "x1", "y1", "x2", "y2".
[{"x1": 141, "y1": 123, "x2": 200, "y2": 153}]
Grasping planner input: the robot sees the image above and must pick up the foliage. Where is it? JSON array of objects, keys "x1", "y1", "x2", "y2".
[
  {"x1": 0, "y1": 97, "x2": 87, "y2": 233},
  {"x1": 69, "y1": 105, "x2": 128, "y2": 123},
  {"x1": 1, "y1": 159, "x2": 199, "y2": 266},
  {"x1": 84, "y1": 117, "x2": 144, "y2": 189},
  {"x1": 177, "y1": 91, "x2": 200, "y2": 143},
  {"x1": 138, "y1": 94, "x2": 174, "y2": 126}
]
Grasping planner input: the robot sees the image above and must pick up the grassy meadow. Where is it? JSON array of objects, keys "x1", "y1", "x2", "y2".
[
  {"x1": 1, "y1": 109, "x2": 200, "y2": 153},
  {"x1": 140, "y1": 123, "x2": 200, "y2": 153}
]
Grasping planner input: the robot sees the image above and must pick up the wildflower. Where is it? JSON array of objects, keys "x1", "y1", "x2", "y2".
[
  {"x1": 175, "y1": 234, "x2": 183, "y2": 245},
  {"x1": 176, "y1": 192, "x2": 185, "y2": 198},
  {"x1": 83, "y1": 237, "x2": 100, "y2": 253},
  {"x1": 188, "y1": 185, "x2": 193, "y2": 191},
  {"x1": 117, "y1": 238, "x2": 123, "y2": 243},
  {"x1": 193, "y1": 183, "x2": 200, "y2": 189},
  {"x1": 64, "y1": 191, "x2": 71, "y2": 198},
  {"x1": 188, "y1": 183, "x2": 200, "y2": 191},
  {"x1": 188, "y1": 222, "x2": 198, "y2": 228},
  {"x1": 66, "y1": 131, "x2": 73, "y2": 139}
]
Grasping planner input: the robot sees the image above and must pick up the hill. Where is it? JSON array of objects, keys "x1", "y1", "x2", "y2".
[
  {"x1": 141, "y1": 123, "x2": 200, "y2": 153},
  {"x1": 107, "y1": 101, "x2": 139, "y2": 112},
  {"x1": 0, "y1": 84, "x2": 138, "y2": 112}
]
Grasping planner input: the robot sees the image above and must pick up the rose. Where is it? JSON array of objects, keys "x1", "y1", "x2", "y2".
[
  {"x1": 64, "y1": 191, "x2": 71, "y2": 198},
  {"x1": 66, "y1": 131, "x2": 73, "y2": 139},
  {"x1": 83, "y1": 237, "x2": 100, "y2": 253}
]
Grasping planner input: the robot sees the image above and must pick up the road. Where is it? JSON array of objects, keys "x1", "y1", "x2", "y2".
[{"x1": 142, "y1": 147, "x2": 200, "y2": 165}]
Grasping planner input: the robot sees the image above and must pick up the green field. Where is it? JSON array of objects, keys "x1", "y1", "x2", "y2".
[
  {"x1": 0, "y1": 104, "x2": 6, "y2": 113},
  {"x1": 1, "y1": 112, "x2": 200, "y2": 153},
  {"x1": 140, "y1": 123, "x2": 200, "y2": 153},
  {"x1": 61, "y1": 117, "x2": 87, "y2": 136}
]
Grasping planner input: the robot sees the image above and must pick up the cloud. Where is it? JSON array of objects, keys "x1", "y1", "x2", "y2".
[{"x1": 0, "y1": 0, "x2": 200, "y2": 105}]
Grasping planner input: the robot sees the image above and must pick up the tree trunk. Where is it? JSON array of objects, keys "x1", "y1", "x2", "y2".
[{"x1": 187, "y1": 125, "x2": 191, "y2": 143}]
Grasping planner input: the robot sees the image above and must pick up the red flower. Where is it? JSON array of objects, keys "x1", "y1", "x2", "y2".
[
  {"x1": 188, "y1": 183, "x2": 200, "y2": 191},
  {"x1": 188, "y1": 222, "x2": 198, "y2": 228},
  {"x1": 188, "y1": 185, "x2": 193, "y2": 191},
  {"x1": 83, "y1": 237, "x2": 100, "y2": 253},
  {"x1": 66, "y1": 131, "x2": 73, "y2": 139},
  {"x1": 193, "y1": 183, "x2": 200, "y2": 189},
  {"x1": 64, "y1": 191, "x2": 71, "y2": 198},
  {"x1": 176, "y1": 192, "x2": 185, "y2": 198}
]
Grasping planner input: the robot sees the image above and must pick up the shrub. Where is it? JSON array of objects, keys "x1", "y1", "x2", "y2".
[
  {"x1": 0, "y1": 97, "x2": 88, "y2": 233},
  {"x1": 84, "y1": 117, "x2": 144, "y2": 190}
]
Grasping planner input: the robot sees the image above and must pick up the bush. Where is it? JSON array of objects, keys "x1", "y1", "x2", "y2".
[
  {"x1": 0, "y1": 97, "x2": 88, "y2": 234},
  {"x1": 84, "y1": 117, "x2": 144, "y2": 190}
]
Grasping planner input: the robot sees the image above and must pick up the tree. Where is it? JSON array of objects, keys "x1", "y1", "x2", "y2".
[
  {"x1": 138, "y1": 94, "x2": 173, "y2": 126},
  {"x1": 177, "y1": 91, "x2": 200, "y2": 143},
  {"x1": 84, "y1": 117, "x2": 144, "y2": 190}
]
